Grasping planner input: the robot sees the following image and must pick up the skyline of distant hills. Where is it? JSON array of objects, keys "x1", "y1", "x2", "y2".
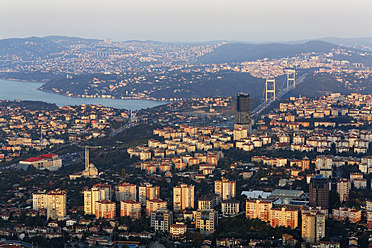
[
  {"x1": 1, "y1": 35, "x2": 372, "y2": 45},
  {"x1": 196, "y1": 41, "x2": 339, "y2": 64},
  {"x1": 0, "y1": 35, "x2": 371, "y2": 101},
  {"x1": 1, "y1": 35, "x2": 371, "y2": 65}
]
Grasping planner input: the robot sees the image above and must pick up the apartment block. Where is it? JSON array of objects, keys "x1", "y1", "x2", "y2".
[
  {"x1": 337, "y1": 179, "x2": 351, "y2": 202},
  {"x1": 246, "y1": 199, "x2": 272, "y2": 222},
  {"x1": 221, "y1": 200, "x2": 240, "y2": 217},
  {"x1": 270, "y1": 207, "x2": 298, "y2": 229},
  {"x1": 170, "y1": 223, "x2": 187, "y2": 240},
  {"x1": 309, "y1": 175, "x2": 329, "y2": 208},
  {"x1": 215, "y1": 179, "x2": 236, "y2": 200},
  {"x1": 83, "y1": 183, "x2": 111, "y2": 215},
  {"x1": 115, "y1": 183, "x2": 137, "y2": 201},
  {"x1": 195, "y1": 209, "x2": 217, "y2": 234},
  {"x1": 302, "y1": 212, "x2": 326, "y2": 243},
  {"x1": 146, "y1": 199, "x2": 167, "y2": 216},
  {"x1": 33, "y1": 190, "x2": 67, "y2": 220},
  {"x1": 120, "y1": 199, "x2": 141, "y2": 220},
  {"x1": 138, "y1": 184, "x2": 160, "y2": 206},
  {"x1": 173, "y1": 184, "x2": 194, "y2": 212},
  {"x1": 332, "y1": 208, "x2": 361, "y2": 223},
  {"x1": 95, "y1": 200, "x2": 116, "y2": 219},
  {"x1": 150, "y1": 208, "x2": 173, "y2": 232}
]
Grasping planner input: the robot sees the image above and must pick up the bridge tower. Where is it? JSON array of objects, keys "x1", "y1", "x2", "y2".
[
  {"x1": 286, "y1": 69, "x2": 296, "y2": 89},
  {"x1": 265, "y1": 78, "x2": 275, "y2": 101}
]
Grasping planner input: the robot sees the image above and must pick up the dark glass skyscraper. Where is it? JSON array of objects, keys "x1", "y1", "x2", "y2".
[
  {"x1": 309, "y1": 175, "x2": 329, "y2": 208},
  {"x1": 235, "y1": 93, "x2": 251, "y2": 125}
]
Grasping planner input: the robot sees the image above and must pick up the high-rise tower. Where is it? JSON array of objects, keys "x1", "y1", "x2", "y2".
[
  {"x1": 234, "y1": 93, "x2": 252, "y2": 133},
  {"x1": 309, "y1": 175, "x2": 329, "y2": 208}
]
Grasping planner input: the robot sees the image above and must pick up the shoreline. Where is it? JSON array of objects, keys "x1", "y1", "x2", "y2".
[
  {"x1": 0, "y1": 77, "x2": 45, "y2": 83},
  {"x1": 37, "y1": 88, "x2": 169, "y2": 103},
  {"x1": 0, "y1": 77, "x2": 171, "y2": 103}
]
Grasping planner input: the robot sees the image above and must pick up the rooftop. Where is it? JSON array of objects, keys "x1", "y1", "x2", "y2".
[{"x1": 270, "y1": 189, "x2": 305, "y2": 199}]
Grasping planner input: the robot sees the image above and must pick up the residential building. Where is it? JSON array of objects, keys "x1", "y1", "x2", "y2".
[
  {"x1": 246, "y1": 199, "x2": 272, "y2": 222},
  {"x1": 332, "y1": 208, "x2": 361, "y2": 223},
  {"x1": 302, "y1": 212, "x2": 326, "y2": 243},
  {"x1": 173, "y1": 184, "x2": 194, "y2": 212},
  {"x1": 367, "y1": 211, "x2": 372, "y2": 230},
  {"x1": 95, "y1": 200, "x2": 116, "y2": 219},
  {"x1": 150, "y1": 208, "x2": 173, "y2": 232},
  {"x1": 146, "y1": 199, "x2": 167, "y2": 216},
  {"x1": 33, "y1": 190, "x2": 67, "y2": 220},
  {"x1": 33, "y1": 190, "x2": 47, "y2": 210},
  {"x1": 138, "y1": 184, "x2": 160, "y2": 206},
  {"x1": 221, "y1": 200, "x2": 240, "y2": 217},
  {"x1": 215, "y1": 179, "x2": 236, "y2": 200},
  {"x1": 170, "y1": 223, "x2": 187, "y2": 240},
  {"x1": 269, "y1": 207, "x2": 298, "y2": 229},
  {"x1": 120, "y1": 200, "x2": 141, "y2": 220},
  {"x1": 198, "y1": 193, "x2": 220, "y2": 210},
  {"x1": 337, "y1": 179, "x2": 351, "y2": 202},
  {"x1": 309, "y1": 175, "x2": 329, "y2": 208},
  {"x1": 83, "y1": 184, "x2": 111, "y2": 215},
  {"x1": 195, "y1": 209, "x2": 217, "y2": 234},
  {"x1": 115, "y1": 183, "x2": 137, "y2": 201},
  {"x1": 47, "y1": 190, "x2": 67, "y2": 220}
]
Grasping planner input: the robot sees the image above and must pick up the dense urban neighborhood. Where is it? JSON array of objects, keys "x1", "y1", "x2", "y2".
[
  {"x1": 0, "y1": 92, "x2": 371, "y2": 248},
  {"x1": 0, "y1": 36, "x2": 372, "y2": 248}
]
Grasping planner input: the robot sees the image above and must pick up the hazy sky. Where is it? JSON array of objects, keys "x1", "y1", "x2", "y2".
[{"x1": 1, "y1": 0, "x2": 371, "y2": 42}]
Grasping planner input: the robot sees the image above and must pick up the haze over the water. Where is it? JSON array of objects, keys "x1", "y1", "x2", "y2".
[{"x1": 1, "y1": 0, "x2": 371, "y2": 42}]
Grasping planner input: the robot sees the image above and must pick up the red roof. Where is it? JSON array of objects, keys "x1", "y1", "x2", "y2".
[
  {"x1": 24, "y1": 157, "x2": 43, "y2": 162},
  {"x1": 40, "y1": 153, "x2": 57, "y2": 159},
  {"x1": 97, "y1": 200, "x2": 114, "y2": 204},
  {"x1": 122, "y1": 199, "x2": 140, "y2": 204}
]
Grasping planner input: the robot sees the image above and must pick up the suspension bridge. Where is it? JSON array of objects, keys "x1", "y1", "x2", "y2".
[{"x1": 250, "y1": 70, "x2": 308, "y2": 118}]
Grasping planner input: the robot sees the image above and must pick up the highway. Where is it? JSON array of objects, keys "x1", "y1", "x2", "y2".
[{"x1": 109, "y1": 122, "x2": 134, "y2": 137}]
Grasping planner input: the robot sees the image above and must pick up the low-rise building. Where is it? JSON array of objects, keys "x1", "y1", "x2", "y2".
[
  {"x1": 332, "y1": 208, "x2": 362, "y2": 223},
  {"x1": 221, "y1": 200, "x2": 240, "y2": 217}
]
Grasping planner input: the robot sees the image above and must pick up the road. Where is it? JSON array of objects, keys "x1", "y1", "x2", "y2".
[
  {"x1": 3, "y1": 240, "x2": 37, "y2": 248},
  {"x1": 109, "y1": 122, "x2": 134, "y2": 137}
]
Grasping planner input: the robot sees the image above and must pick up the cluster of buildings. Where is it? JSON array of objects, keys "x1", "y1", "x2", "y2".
[
  {"x1": 275, "y1": 93, "x2": 372, "y2": 123},
  {"x1": 127, "y1": 125, "x2": 232, "y2": 175},
  {"x1": 29, "y1": 178, "x2": 237, "y2": 239},
  {"x1": 0, "y1": 39, "x2": 217, "y2": 76},
  {"x1": 3, "y1": 91, "x2": 372, "y2": 247},
  {"x1": 5, "y1": 36, "x2": 372, "y2": 102},
  {"x1": 0, "y1": 103, "x2": 127, "y2": 163},
  {"x1": 243, "y1": 175, "x2": 362, "y2": 244}
]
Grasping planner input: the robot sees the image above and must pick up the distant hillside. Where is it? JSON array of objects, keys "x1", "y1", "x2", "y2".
[
  {"x1": 39, "y1": 71, "x2": 271, "y2": 100},
  {"x1": 0, "y1": 100, "x2": 58, "y2": 110},
  {"x1": 196, "y1": 41, "x2": 338, "y2": 64},
  {"x1": 315, "y1": 37, "x2": 372, "y2": 47},
  {"x1": 284, "y1": 72, "x2": 372, "y2": 98},
  {"x1": 0, "y1": 36, "x2": 100, "y2": 59}
]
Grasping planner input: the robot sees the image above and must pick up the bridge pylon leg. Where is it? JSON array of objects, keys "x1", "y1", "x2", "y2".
[{"x1": 265, "y1": 78, "x2": 275, "y2": 101}]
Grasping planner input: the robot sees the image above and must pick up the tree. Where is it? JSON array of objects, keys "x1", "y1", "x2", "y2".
[{"x1": 192, "y1": 232, "x2": 204, "y2": 247}]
